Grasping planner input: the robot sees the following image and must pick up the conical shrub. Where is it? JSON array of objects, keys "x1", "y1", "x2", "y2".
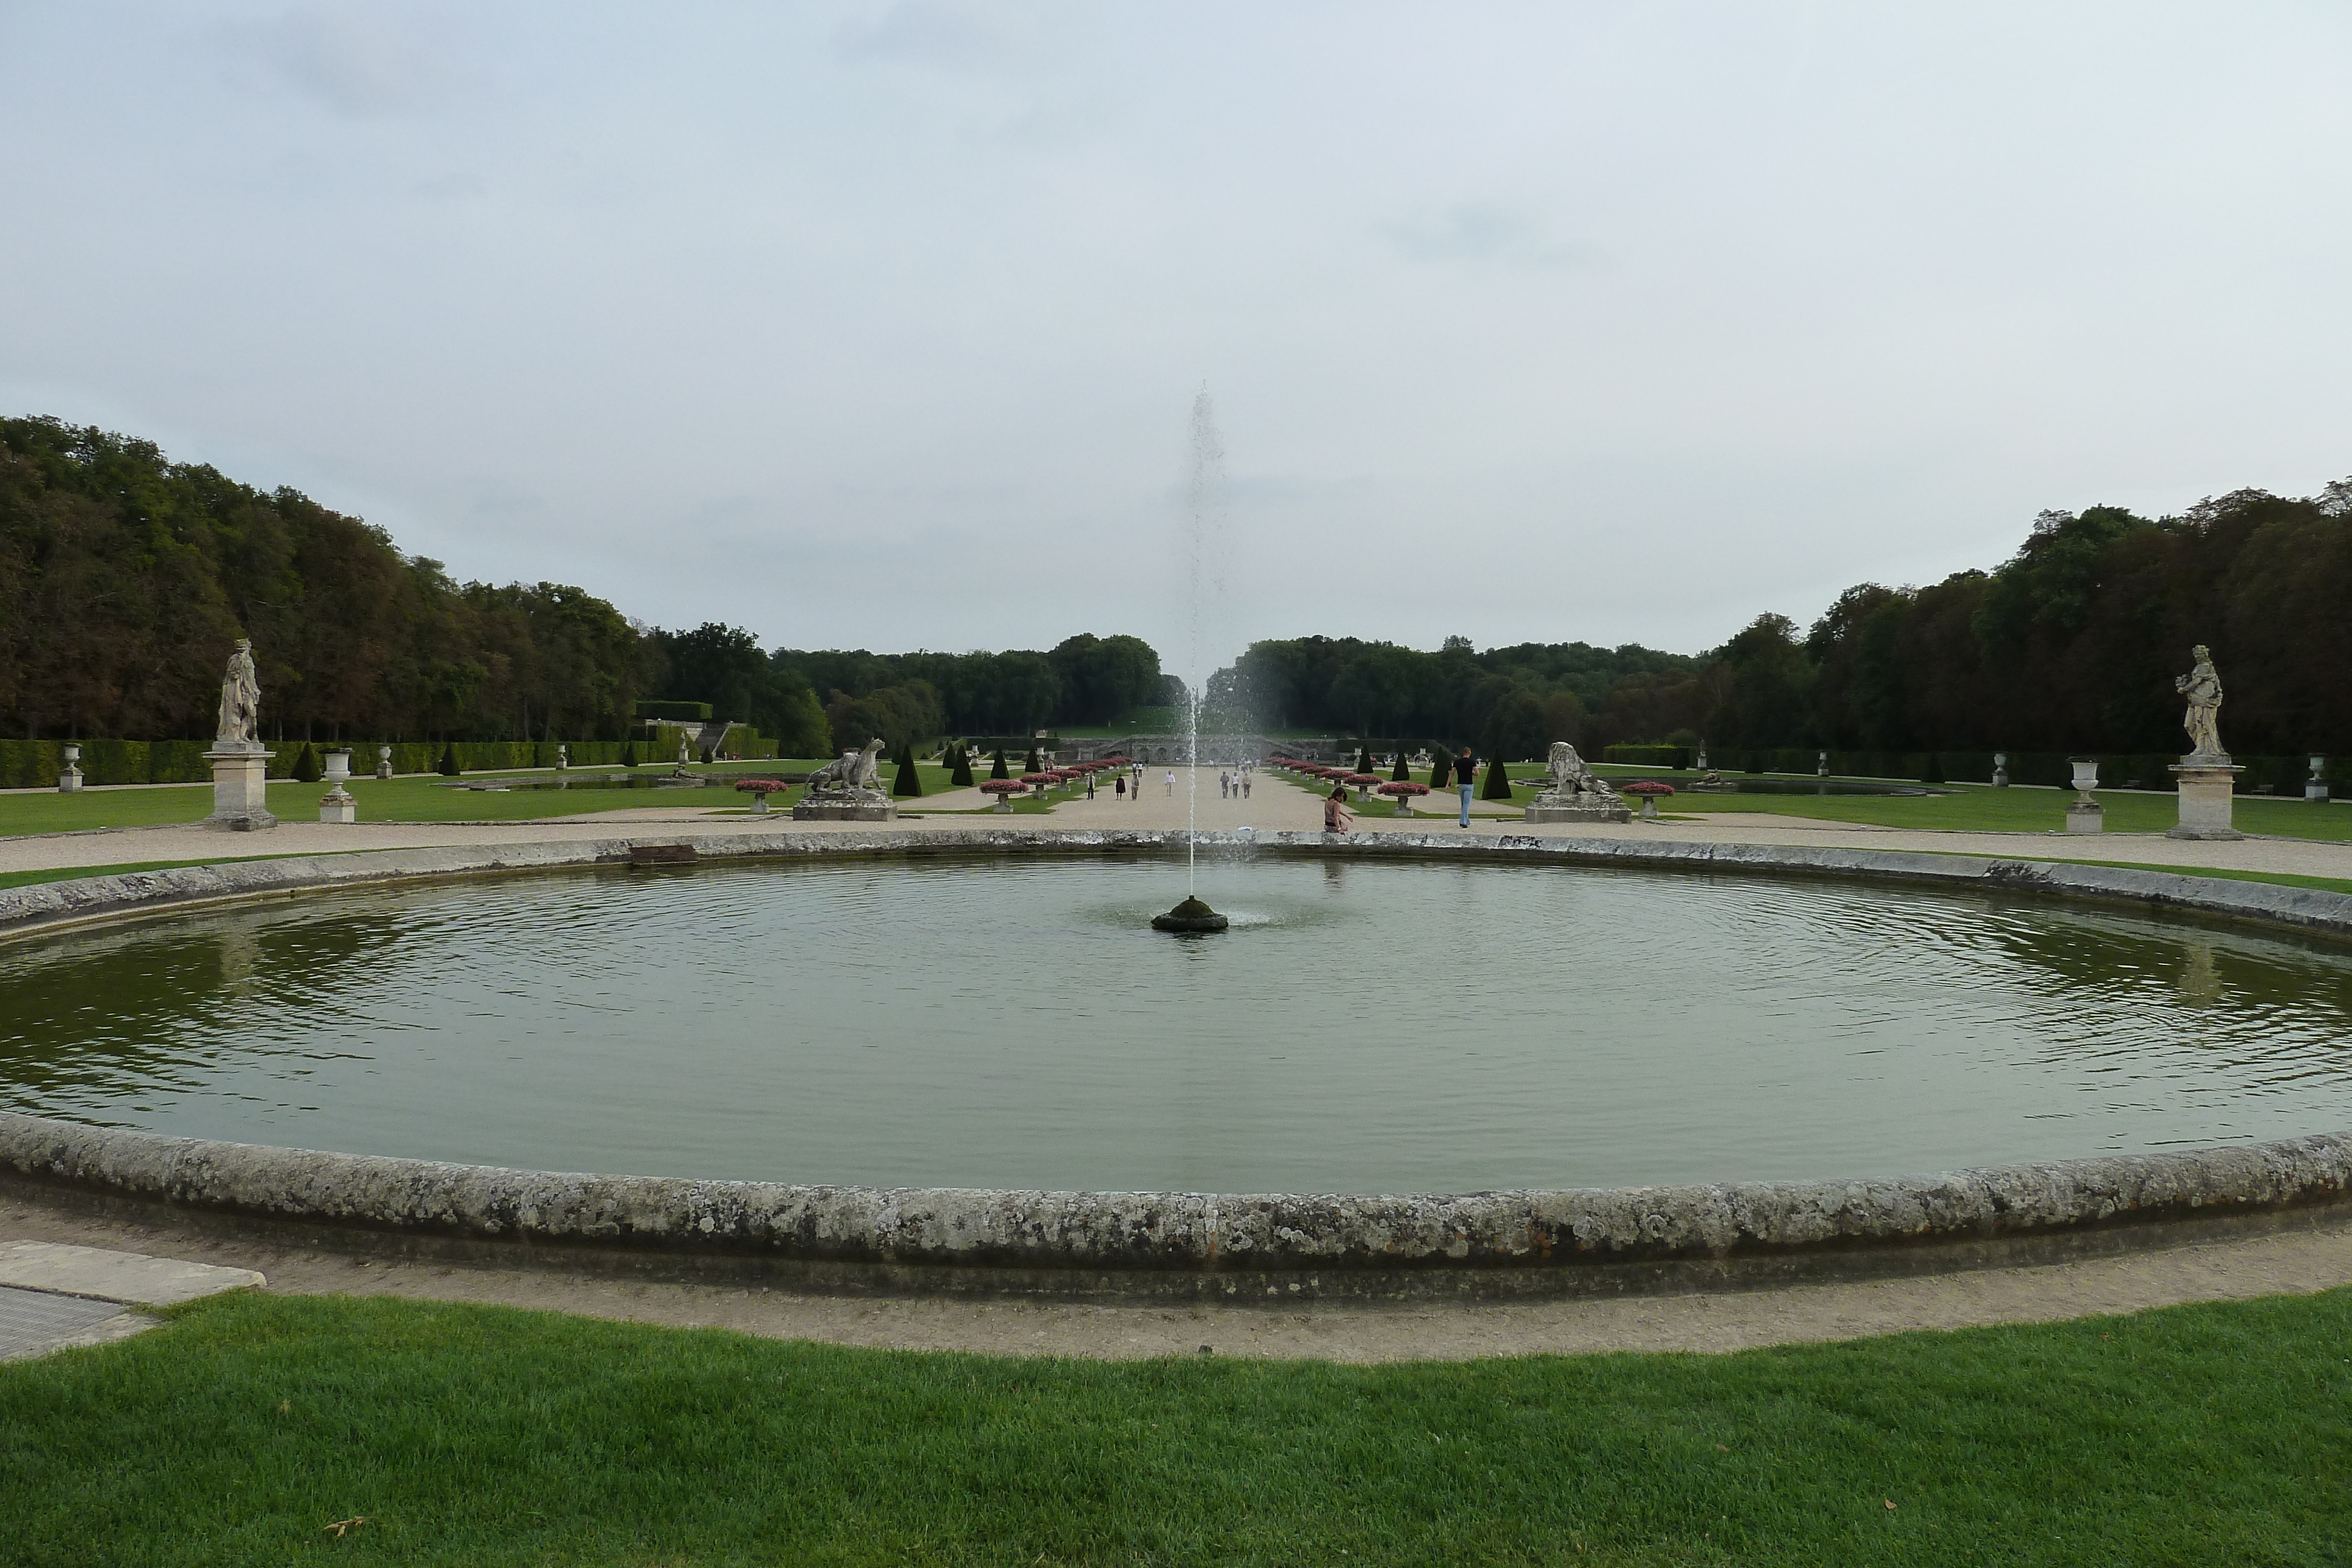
[
  {"x1": 950, "y1": 744, "x2": 975, "y2": 787},
  {"x1": 1428, "y1": 747, "x2": 1453, "y2": 790},
  {"x1": 292, "y1": 743, "x2": 323, "y2": 783},
  {"x1": 1355, "y1": 746, "x2": 1372, "y2": 774},
  {"x1": 437, "y1": 742, "x2": 462, "y2": 777},
  {"x1": 1391, "y1": 750, "x2": 1409, "y2": 782},
  {"x1": 621, "y1": 741, "x2": 638, "y2": 768},
  {"x1": 990, "y1": 747, "x2": 1010, "y2": 780},
  {"x1": 893, "y1": 742, "x2": 923, "y2": 798},
  {"x1": 1481, "y1": 750, "x2": 1515, "y2": 800},
  {"x1": 1024, "y1": 747, "x2": 1043, "y2": 774}
]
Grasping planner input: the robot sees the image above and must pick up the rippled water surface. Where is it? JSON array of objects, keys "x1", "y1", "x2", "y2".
[{"x1": 5, "y1": 856, "x2": 2351, "y2": 1191}]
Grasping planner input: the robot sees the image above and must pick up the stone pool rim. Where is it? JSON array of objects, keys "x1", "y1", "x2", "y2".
[{"x1": 2, "y1": 828, "x2": 2350, "y2": 1301}]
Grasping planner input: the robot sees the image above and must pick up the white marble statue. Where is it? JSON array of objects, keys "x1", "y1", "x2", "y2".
[
  {"x1": 2175, "y1": 645, "x2": 2227, "y2": 762},
  {"x1": 215, "y1": 638, "x2": 260, "y2": 747},
  {"x1": 1524, "y1": 739, "x2": 1629, "y2": 821},
  {"x1": 806, "y1": 737, "x2": 886, "y2": 794}
]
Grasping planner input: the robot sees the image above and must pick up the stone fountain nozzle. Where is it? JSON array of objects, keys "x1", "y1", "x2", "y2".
[{"x1": 1152, "y1": 895, "x2": 1228, "y2": 934}]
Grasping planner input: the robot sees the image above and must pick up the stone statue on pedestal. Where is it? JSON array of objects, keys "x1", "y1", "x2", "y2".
[
  {"x1": 793, "y1": 737, "x2": 896, "y2": 821},
  {"x1": 203, "y1": 638, "x2": 276, "y2": 829},
  {"x1": 2175, "y1": 644, "x2": 2227, "y2": 763},
  {"x1": 1523, "y1": 740, "x2": 1631, "y2": 823},
  {"x1": 2168, "y1": 644, "x2": 2242, "y2": 840}
]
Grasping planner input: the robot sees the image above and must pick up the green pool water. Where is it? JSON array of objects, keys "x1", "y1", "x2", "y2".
[{"x1": 4, "y1": 855, "x2": 2350, "y2": 1192}]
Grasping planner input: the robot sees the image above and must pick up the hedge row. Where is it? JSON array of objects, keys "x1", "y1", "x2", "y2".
[
  {"x1": 1599, "y1": 744, "x2": 2331, "y2": 793},
  {"x1": 0, "y1": 733, "x2": 780, "y2": 790}
]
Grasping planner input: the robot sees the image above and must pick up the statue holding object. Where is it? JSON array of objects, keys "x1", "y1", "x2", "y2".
[
  {"x1": 203, "y1": 637, "x2": 276, "y2": 830},
  {"x1": 2174, "y1": 644, "x2": 2228, "y2": 763}
]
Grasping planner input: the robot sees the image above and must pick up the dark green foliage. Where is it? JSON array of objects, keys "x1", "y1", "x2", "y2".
[
  {"x1": 1391, "y1": 750, "x2": 1409, "y2": 781},
  {"x1": 632, "y1": 700, "x2": 712, "y2": 722},
  {"x1": 620, "y1": 743, "x2": 637, "y2": 768},
  {"x1": 1354, "y1": 746, "x2": 1371, "y2": 773},
  {"x1": 891, "y1": 742, "x2": 922, "y2": 798},
  {"x1": 437, "y1": 743, "x2": 461, "y2": 777},
  {"x1": 990, "y1": 748, "x2": 1010, "y2": 780},
  {"x1": 1428, "y1": 746, "x2": 1452, "y2": 790},
  {"x1": 290, "y1": 743, "x2": 322, "y2": 783},
  {"x1": 1922, "y1": 753, "x2": 1946, "y2": 784},
  {"x1": 1024, "y1": 747, "x2": 1043, "y2": 773},
  {"x1": 1481, "y1": 751, "x2": 1515, "y2": 800},
  {"x1": 1605, "y1": 744, "x2": 1690, "y2": 768},
  {"x1": 948, "y1": 744, "x2": 975, "y2": 788},
  {"x1": 1746, "y1": 751, "x2": 1767, "y2": 773}
]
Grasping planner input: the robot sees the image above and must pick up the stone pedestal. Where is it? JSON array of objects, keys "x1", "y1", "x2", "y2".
[
  {"x1": 2167, "y1": 762, "x2": 2244, "y2": 840},
  {"x1": 57, "y1": 744, "x2": 82, "y2": 793},
  {"x1": 2065, "y1": 803, "x2": 2104, "y2": 834},
  {"x1": 203, "y1": 744, "x2": 278, "y2": 831},
  {"x1": 318, "y1": 784, "x2": 356, "y2": 824},
  {"x1": 1524, "y1": 796, "x2": 1631, "y2": 824},
  {"x1": 792, "y1": 789, "x2": 897, "y2": 823},
  {"x1": 375, "y1": 745, "x2": 393, "y2": 780}
]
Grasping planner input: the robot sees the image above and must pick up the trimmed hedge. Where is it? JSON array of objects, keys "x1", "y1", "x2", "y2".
[
  {"x1": 633, "y1": 700, "x2": 713, "y2": 721},
  {"x1": 1615, "y1": 746, "x2": 2333, "y2": 793},
  {"x1": 0, "y1": 734, "x2": 783, "y2": 788}
]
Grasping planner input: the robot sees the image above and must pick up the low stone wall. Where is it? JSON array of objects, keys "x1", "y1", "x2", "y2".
[{"x1": 4, "y1": 830, "x2": 2351, "y2": 1299}]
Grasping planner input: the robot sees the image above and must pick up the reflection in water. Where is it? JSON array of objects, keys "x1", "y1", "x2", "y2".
[{"x1": 3, "y1": 858, "x2": 2351, "y2": 1192}]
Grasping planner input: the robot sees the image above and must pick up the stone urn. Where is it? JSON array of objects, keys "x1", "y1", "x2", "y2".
[
  {"x1": 58, "y1": 744, "x2": 83, "y2": 793},
  {"x1": 323, "y1": 748, "x2": 352, "y2": 784}
]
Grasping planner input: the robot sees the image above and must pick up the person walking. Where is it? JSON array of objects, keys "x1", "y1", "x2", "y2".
[
  {"x1": 1324, "y1": 782, "x2": 1353, "y2": 835},
  {"x1": 1456, "y1": 751, "x2": 1476, "y2": 827},
  {"x1": 1241, "y1": 774, "x2": 1251, "y2": 800},
  {"x1": 1115, "y1": 774, "x2": 1126, "y2": 802},
  {"x1": 1164, "y1": 770, "x2": 1175, "y2": 797}
]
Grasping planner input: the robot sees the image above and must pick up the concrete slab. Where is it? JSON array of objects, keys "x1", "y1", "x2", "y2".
[
  {"x1": 0, "y1": 1239, "x2": 263, "y2": 1306},
  {"x1": 0, "y1": 1283, "x2": 145, "y2": 1362}
]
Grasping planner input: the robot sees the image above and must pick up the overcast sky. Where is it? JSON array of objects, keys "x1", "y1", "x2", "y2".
[{"x1": 5, "y1": 2, "x2": 2349, "y2": 685}]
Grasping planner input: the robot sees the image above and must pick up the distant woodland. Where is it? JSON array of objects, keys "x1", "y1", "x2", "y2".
[{"x1": 5, "y1": 417, "x2": 2348, "y2": 760}]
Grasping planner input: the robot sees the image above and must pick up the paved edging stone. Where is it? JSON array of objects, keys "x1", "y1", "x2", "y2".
[{"x1": 2, "y1": 829, "x2": 2348, "y2": 1293}]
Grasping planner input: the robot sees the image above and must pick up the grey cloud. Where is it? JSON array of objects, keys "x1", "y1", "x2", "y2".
[
  {"x1": 1383, "y1": 203, "x2": 1596, "y2": 270},
  {"x1": 218, "y1": 2, "x2": 470, "y2": 116}
]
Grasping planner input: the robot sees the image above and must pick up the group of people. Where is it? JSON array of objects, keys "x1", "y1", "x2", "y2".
[{"x1": 1217, "y1": 769, "x2": 1253, "y2": 801}]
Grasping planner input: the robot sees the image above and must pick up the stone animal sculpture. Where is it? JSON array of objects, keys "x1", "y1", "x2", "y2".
[
  {"x1": 1546, "y1": 740, "x2": 1601, "y2": 794},
  {"x1": 806, "y1": 737, "x2": 886, "y2": 793}
]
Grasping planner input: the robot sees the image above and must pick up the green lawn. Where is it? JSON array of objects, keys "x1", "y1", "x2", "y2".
[
  {"x1": 1, "y1": 1288, "x2": 2344, "y2": 1566},
  {"x1": 0, "y1": 761, "x2": 863, "y2": 836}
]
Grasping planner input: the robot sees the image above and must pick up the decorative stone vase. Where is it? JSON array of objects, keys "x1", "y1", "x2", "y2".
[
  {"x1": 1992, "y1": 752, "x2": 2009, "y2": 788},
  {"x1": 58, "y1": 744, "x2": 83, "y2": 794},
  {"x1": 748, "y1": 793, "x2": 769, "y2": 815},
  {"x1": 2066, "y1": 758, "x2": 2103, "y2": 834},
  {"x1": 1640, "y1": 795, "x2": 1659, "y2": 820},
  {"x1": 2309, "y1": 754, "x2": 2330, "y2": 804},
  {"x1": 376, "y1": 745, "x2": 394, "y2": 780},
  {"x1": 1816, "y1": 751, "x2": 1828, "y2": 777},
  {"x1": 323, "y1": 748, "x2": 352, "y2": 784}
]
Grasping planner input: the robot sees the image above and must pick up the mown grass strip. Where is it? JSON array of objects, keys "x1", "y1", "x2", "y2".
[{"x1": 1, "y1": 1289, "x2": 2345, "y2": 1566}]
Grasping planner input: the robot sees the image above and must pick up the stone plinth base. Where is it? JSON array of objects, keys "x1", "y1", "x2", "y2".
[
  {"x1": 56, "y1": 770, "x2": 82, "y2": 794},
  {"x1": 2168, "y1": 762, "x2": 2244, "y2": 840},
  {"x1": 203, "y1": 745, "x2": 277, "y2": 831},
  {"x1": 2065, "y1": 803, "x2": 2103, "y2": 834},
  {"x1": 319, "y1": 788, "x2": 356, "y2": 824},
  {"x1": 1525, "y1": 797, "x2": 1631, "y2": 824},
  {"x1": 793, "y1": 792, "x2": 897, "y2": 823},
  {"x1": 2309, "y1": 784, "x2": 2332, "y2": 803}
]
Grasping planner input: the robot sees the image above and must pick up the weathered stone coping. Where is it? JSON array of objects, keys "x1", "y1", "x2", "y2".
[{"x1": 2, "y1": 829, "x2": 2350, "y2": 1299}]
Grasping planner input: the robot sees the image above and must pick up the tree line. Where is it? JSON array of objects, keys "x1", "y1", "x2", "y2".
[
  {"x1": 0, "y1": 417, "x2": 1168, "y2": 755},
  {"x1": 1207, "y1": 483, "x2": 2352, "y2": 763},
  {"x1": 13, "y1": 416, "x2": 2344, "y2": 763}
]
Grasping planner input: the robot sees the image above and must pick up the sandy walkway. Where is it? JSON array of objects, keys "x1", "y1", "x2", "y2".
[
  {"x1": 3, "y1": 1186, "x2": 2344, "y2": 1362},
  {"x1": 10, "y1": 767, "x2": 2350, "y2": 880}
]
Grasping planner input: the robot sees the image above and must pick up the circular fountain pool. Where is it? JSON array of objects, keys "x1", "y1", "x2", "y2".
[{"x1": 8, "y1": 854, "x2": 2352, "y2": 1196}]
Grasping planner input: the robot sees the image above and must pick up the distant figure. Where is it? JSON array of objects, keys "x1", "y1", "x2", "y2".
[
  {"x1": 1165, "y1": 770, "x2": 1175, "y2": 796},
  {"x1": 1324, "y1": 783, "x2": 1352, "y2": 834},
  {"x1": 1456, "y1": 754, "x2": 1476, "y2": 827},
  {"x1": 1242, "y1": 775, "x2": 1251, "y2": 800},
  {"x1": 1116, "y1": 775, "x2": 1126, "y2": 801}
]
